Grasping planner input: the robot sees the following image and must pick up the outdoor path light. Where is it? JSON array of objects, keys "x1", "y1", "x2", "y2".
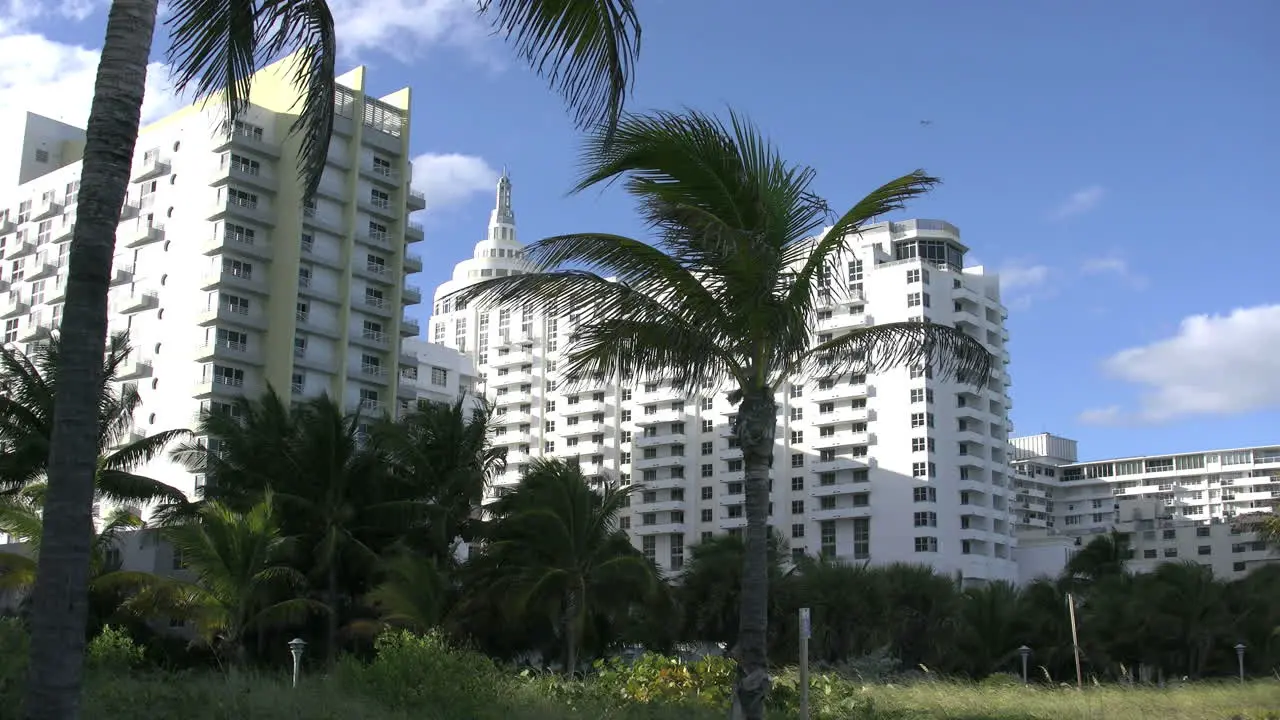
[{"x1": 289, "y1": 637, "x2": 307, "y2": 688}]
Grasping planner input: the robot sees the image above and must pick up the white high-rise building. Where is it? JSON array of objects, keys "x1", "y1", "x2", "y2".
[
  {"x1": 429, "y1": 175, "x2": 1020, "y2": 582},
  {"x1": 0, "y1": 55, "x2": 425, "y2": 514},
  {"x1": 1011, "y1": 433, "x2": 1279, "y2": 581}
]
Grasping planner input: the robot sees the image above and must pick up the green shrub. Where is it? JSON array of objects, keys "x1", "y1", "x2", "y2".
[
  {"x1": 0, "y1": 617, "x2": 28, "y2": 708},
  {"x1": 86, "y1": 625, "x2": 146, "y2": 671},
  {"x1": 592, "y1": 653, "x2": 735, "y2": 710},
  {"x1": 338, "y1": 629, "x2": 507, "y2": 719}
]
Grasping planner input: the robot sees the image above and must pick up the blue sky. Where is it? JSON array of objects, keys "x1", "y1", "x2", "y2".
[{"x1": 2, "y1": 0, "x2": 1277, "y2": 461}]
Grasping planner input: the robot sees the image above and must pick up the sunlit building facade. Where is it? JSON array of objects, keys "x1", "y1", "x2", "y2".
[
  {"x1": 0, "y1": 54, "x2": 425, "y2": 514},
  {"x1": 429, "y1": 175, "x2": 1021, "y2": 582}
]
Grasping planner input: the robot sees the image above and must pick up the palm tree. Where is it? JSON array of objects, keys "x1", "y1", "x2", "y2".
[
  {"x1": 0, "y1": 332, "x2": 188, "y2": 510},
  {"x1": 29, "y1": 0, "x2": 641, "y2": 713},
  {"x1": 456, "y1": 109, "x2": 992, "y2": 718},
  {"x1": 775, "y1": 557, "x2": 892, "y2": 666},
  {"x1": 953, "y1": 581, "x2": 1023, "y2": 678},
  {"x1": 1064, "y1": 531, "x2": 1132, "y2": 584},
  {"x1": 167, "y1": 387, "x2": 298, "y2": 516},
  {"x1": 0, "y1": 491, "x2": 143, "y2": 629},
  {"x1": 178, "y1": 391, "x2": 421, "y2": 663},
  {"x1": 676, "y1": 532, "x2": 788, "y2": 653},
  {"x1": 351, "y1": 545, "x2": 448, "y2": 636},
  {"x1": 376, "y1": 397, "x2": 505, "y2": 565},
  {"x1": 1240, "y1": 512, "x2": 1280, "y2": 549},
  {"x1": 116, "y1": 495, "x2": 323, "y2": 665},
  {"x1": 464, "y1": 458, "x2": 658, "y2": 673}
]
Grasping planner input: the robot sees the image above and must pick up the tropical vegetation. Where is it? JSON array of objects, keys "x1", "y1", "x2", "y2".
[
  {"x1": 30, "y1": 0, "x2": 642, "y2": 716},
  {"x1": 456, "y1": 107, "x2": 996, "y2": 718},
  {"x1": 0, "y1": 332, "x2": 1275, "y2": 720}
]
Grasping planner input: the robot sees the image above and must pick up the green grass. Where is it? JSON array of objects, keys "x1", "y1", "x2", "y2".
[
  {"x1": 72, "y1": 671, "x2": 1280, "y2": 720},
  {"x1": 4, "y1": 625, "x2": 1275, "y2": 720},
  {"x1": 852, "y1": 681, "x2": 1280, "y2": 720}
]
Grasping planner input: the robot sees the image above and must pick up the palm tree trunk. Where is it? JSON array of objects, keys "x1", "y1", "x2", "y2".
[
  {"x1": 23, "y1": 1, "x2": 158, "y2": 717},
  {"x1": 732, "y1": 390, "x2": 776, "y2": 720},
  {"x1": 563, "y1": 592, "x2": 578, "y2": 677},
  {"x1": 327, "y1": 561, "x2": 340, "y2": 665}
]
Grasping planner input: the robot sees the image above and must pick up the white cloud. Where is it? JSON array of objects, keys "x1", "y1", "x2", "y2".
[
  {"x1": 328, "y1": 0, "x2": 494, "y2": 64},
  {"x1": 411, "y1": 152, "x2": 499, "y2": 213},
  {"x1": 1051, "y1": 185, "x2": 1105, "y2": 221},
  {"x1": 1081, "y1": 304, "x2": 1280, "y2": 424},
  {"x1": 0, "y1": 3, "x2": 182, "y2": 191},
  {"x1": 1081, "y1": 255, "x2": 1148, "y2": 289},
  {"x1": 999, "y1": 263, "x2": 1049, "y2": 292},
  {"x1": 1077, "y1": 406, "x2": 1123, "y2": 426},
  {"x1": 995, "y1": 262, "x2": 1052, "y2": 310}
]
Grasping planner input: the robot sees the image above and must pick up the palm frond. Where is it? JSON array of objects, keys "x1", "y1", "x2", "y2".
[
  {"x1": 257, "y1": 0, "x2": 335, "y2": 198},
  {"x1": 96, "y1": 470, "x2": 189, "y2": 506},
  {"x1": 791, "y1": 321, "x2": 992, "y2": 387},
  {"x1": 166, "y1": 0, "x2": 335, "y2": 200},
  {"x1": 103, "y1": 428, "x2": 191, "y2": 473},
  {"x1": 246, "y1": 596, "x2": 331, "y2": 630},
  {"x1": 479, "y1": 0, "x2": 640, "y2": 133},
  {"x1": 0, "y1": 551, "x2": 37, "y2": 592},
  {"x1": 164, "y1": 0, "x2": 258, "y2": 126},
  {"x1": 0, "y1": 499, "x2": 44, "y2": 545},
  {"x1": 566, "y1": 314, "x2": 742, "y2": 392}
]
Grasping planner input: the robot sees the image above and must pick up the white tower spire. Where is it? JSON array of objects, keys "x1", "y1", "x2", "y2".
[
  {"x1": 433, "y1": 166, "x2": 531, "y2": 303},
  {"x1": 491, "y1": 167, "x2": 515, "y2": 228}
]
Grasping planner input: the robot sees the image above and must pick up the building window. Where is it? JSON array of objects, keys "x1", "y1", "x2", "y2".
[
  {"x1": 820, "y1": 520, "x2": 836, "y2": 557},
  {"x1": 670, "y1": 535, "x2": 684, "y2": 570},
  {"x1": 852, "y1": 518, "x2": 869, "y2": 559},
  {"x1": 430, "y1": 367, "x2": 448, "y2": 386},
  {"x1": 914, "y1": 536, "x2": 938, "y2": 553},
  {"x1": 913, "y1": 511, "x2": 937, "y2": 527}
]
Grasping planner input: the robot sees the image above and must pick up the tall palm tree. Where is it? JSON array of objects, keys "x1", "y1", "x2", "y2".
[
  {"x1": 115, "y1": 495, "x2": 323, "y2": 665},
  {"x1": 464, "y1": 458, "x2": 658, "y2": 673},
  {"x1": 0, "y1": 332, "x2": 188, "y2": 509},
  {"x1": 29, "y1": 1, "x2": 641, "y2": 714},
  {"x1": 456, "y1": 109, "x2": 993, "y2": 718}
]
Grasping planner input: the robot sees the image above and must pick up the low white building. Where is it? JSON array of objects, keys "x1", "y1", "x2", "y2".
[
  {"x1": 1011, "y1": 433, "x2": 1279, "y2": 582},
  {"x1": 402, "y1": 337, "x2": 482, "y2": 408}
]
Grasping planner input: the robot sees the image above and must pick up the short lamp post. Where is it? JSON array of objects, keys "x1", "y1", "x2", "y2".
[
  {"x1": 1018, "y1": 645, "x2": 1031, "y2": 685},
  {"x1": 1235, "y1": 643, "x2": 1246, "y2": 684},
  {"x1": 289, "y1": 637, "x2": 307, "y2": 688}
]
